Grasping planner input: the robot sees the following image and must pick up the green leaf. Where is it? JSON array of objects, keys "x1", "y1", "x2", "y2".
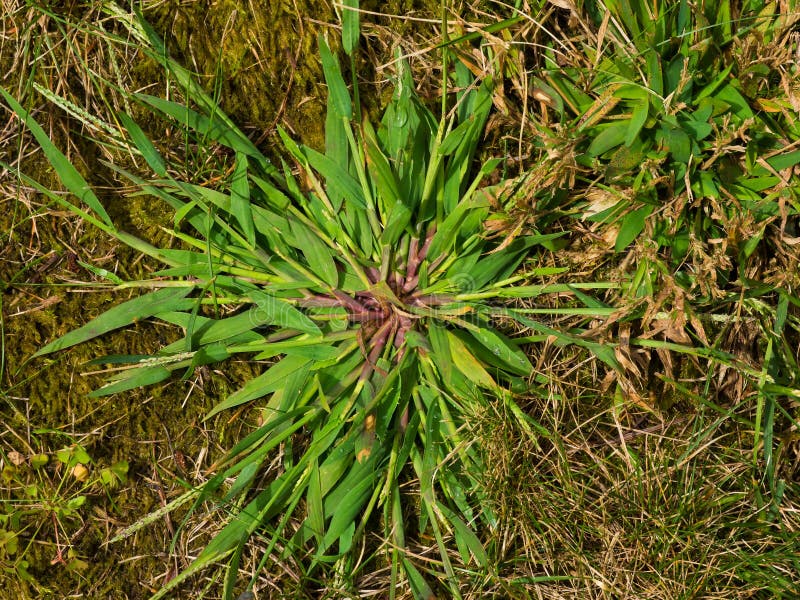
[
  {"x1": 133, "y1": 14, "x2": 277, "y2": 171},
  {"x1": 681, "y1": 116, "x2": 713, "y2": 142},
  {"x1": 206, "y1": 355, "x2": 313, "y2": 419},
  {"x1": 428, "y1": 193, "x2": 489, "y2": 259},
  {"x1": 306, "y1": 460, "x2": 325, "y2": 544},
  {"x1": 251, "y1": 175, "x2": 290, "y2": 210},
  {"x1": 612, "y1": 84, "x2": 648, "y2": 101},
  {"x1": 439, "y1": 117, "x2": 478, "y2": 156},
  {"x1": 503, "y1": 309, "x2": 621, "y2": 370},
  {"x1": 290, "y1": 220, "x2": 338, "y2": 288},
  {"x1": 222, "y1": 461, "x2": 260, "y2": 503},
  {"x1": 547, "y1": 71, "x2": 593, "y2": 114},
  {"x1": 446, "y1": 331, "x2": 498, "y2": 391},
  {"x1": 714, "y1": 82, "x2": 754, "y2": 119},
  {"x1": 30, "y1": 454, "x2": 49, "y2": 469},
  {"x1": 437, "y1": 503, "x2": 488, "y2": 567},
  {"x1": 363, "y1": 120, "x2": 401, "y2": 210},
  {"x1": 615, "y1": 205, "x2": 653, "y2": 252},
  {"x1": 664, "y1": 127, "x2": 691, "y2": 163},
  {"x1": 467, "y1": 326, "x2": 532, "y2": 376},
  {"x1": 766, "y1": 149, "x2": 800, "y2": 172},
  {"x1": 77, "y1": 260, "x2": 124, "y2": 285},
  {"x1": 302, "y1": 146, "x2": 366, "y2": 209},
  {"x1": 588, "y1": 122, "x2": 628, "y2": 157},
  {"x1": 319, "y1": 461, "x2": 378, "y2": 555},
  {"x1": 341, "y1": 0, "x2": 360, "y2": 56},
  {"x1": 249, "y1": 290, "x2": 321, "y2": 335},
  {"x1": 1, "y1": 87, "x2": 113, "y2": 227},
  {"x1": 34, "y1": 287, "x2": 193, "y2": 356},
  {"x1": 695, "y1": 63, "x2": 734, "y2": 103},
  {"x1": 318, "y1": 35, "x2": 352, "y2": 120},
  {"x1": 380, "y1": 200, "x2": 412, "y2": 246},
  {"x1": 230, "y1": 153, "x2": 256, "y2": 248},
  {"x1": 118, "y1": 111, "x2": 167, "y2": 177},
  {"x1": 403, "y1": 559, "x2": 435, "y2": 600},
  {"x1": 137, "y1": 94, "x2": 263, "y2": 158},
  {"x1": 461, "y1": 234, "x2": 564, "y2": 291},
  {"x1": 164, "y1": 311, "x2": 266, "y2": 352},
  {"x1": 625, "y1": 99, "x2": 648, "y2": 147},
  {"x1": 89, "y1": 365, "x2": 172, "y2": 397}
]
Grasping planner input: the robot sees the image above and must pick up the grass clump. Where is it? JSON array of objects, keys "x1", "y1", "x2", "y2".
[
  {"x1": 2, "y1": 2, "x2": 612, "y2": 597},
  {"x1": 468, "y1": 0, "x2": 800, "y2": 596}
]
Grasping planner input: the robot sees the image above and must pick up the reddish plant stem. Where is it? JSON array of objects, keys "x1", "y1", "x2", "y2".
[
  {"x1": 402, "y1": 274, "x2": 419, "y2": 294},
  {"x1": 418, "y1": 226, "x2": 435, "y2": 261},
  {"x1": 408, "y1": 293, "x2": 454, "y2": 306},
  {"x1": 298, "y1": 295, "x2": 341, "y2": 307},
  {"x1": 406, "y1": 237, "x2": 420, "y2": 280},
  {"x1": 348, "y1": 310, "x2": 387, "y2": 323},
  {"x1": 391, "y1": 271, "x2": 404, "y2": 293},
  {"x1": 359, "y1": 316, "x2": 394, "y2": 381},
  {"x1": 365, "y1": 266, "x2": 382, "y2": 284},
  {"x1": 394, "y1": 314, "x2": 413, "y2": 348},
  {"x1": 332, "y1": 290, "x2": 367, "y2": 313},
  {"x1": 405, "y1": 228, "x2": 437, "y2": 291}
]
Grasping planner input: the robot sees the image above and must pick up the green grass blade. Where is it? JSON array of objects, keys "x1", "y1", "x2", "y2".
[
  {"x1": 205, "y1": 355, "x2": 313, "y2": 419},
  {"x1": 625, "y1": 99, "x2": 649, "y2": 147},
  {"x1": 465, "y1": 325, "x2": 532, "y2": 376},
  {"x1": 302, "y1": 145, "x2": 367, "y2": 209},
  {"x1": 380, "y1": 200, "x2": 412, "y2": 246},
  {"x1": 249, "y1": 290, "x2": 321, "y2": 335},
  {"x1": 446, "y1": 330, "x2": 499, "y2": 391},
  {"x1": 428, "y1": 193, "x2": 489, "y2": 259},
  {"x1": 588, "y1": 122, "x2": 628, "y2": 157},
  {"x1": 305, "y1": 459, "x2": 325, "y2": 545},
  {"x1": 117, "y1": 111, "x2": 167, "y2": 177},
  {"x1": 89, "y1": 365, "x2": 172, "y2": 397},
  {"x1": 436, "y1": 502, "x2": 488, "y2": 567},
  {"x1": 318, "y1": 35, "x2": 352, "y2": 120},
  {"x1": 319, "y1": 459, "x2": 379, "y2": 556},
  {"x1": 158, "y1": 310, "x2": 267, "y2": 353},
  {"x1": 137, "y1": 94, "x2": 263, "y2": 158},
  {"x1": 34, "y1": 287, "x2": 193, "y2": 357},
  {"x1": 615, "y1": 205, "x2": 653, "y2": 251},
  {"x1": 290, "y1": 220, "x2": 338, "y2": 288},
  {"x1": 402, "y1": 558, "x2": 435, "y2": 600},
  {"x1": 1, "y1": 87, "x2": 114, "y2": 227},
  {"x1": 363, "y1": 119, "x2": 401, "y2": 212},
  {"x1": 230, "y1": 153, "x2": 256, "y2": 247},
  {"x1": 127, "y1": 11, "x2": 281, "y2": 176},
  {"x1": 341, "y1": 0, "x2": 359, "y2": 56},
  {"x1": 505, "y1": 308, "x2": 621, "y2": 370}
]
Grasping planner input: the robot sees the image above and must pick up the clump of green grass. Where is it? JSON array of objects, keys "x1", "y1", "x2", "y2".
[
  {"x1": 1, "y1": 2, "x2": 617, "y2": 597},
  {"x1": 464, "y1": 0, "x2": 800, "y2": 596},
  {"x1": 548, "y1": 0, "x2": 800, "y2": 494},
  {"x1": 490, "y1": 0, "x2": 800, "y2": 477}
]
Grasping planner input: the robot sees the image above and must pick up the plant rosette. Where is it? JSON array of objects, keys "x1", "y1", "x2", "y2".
[{"x1": 2, "y1": 4, "x2": 613, "y2": 598}]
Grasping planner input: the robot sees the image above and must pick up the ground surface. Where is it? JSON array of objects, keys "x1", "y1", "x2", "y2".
[{"x1": 2, "y1": 1, "x2": 799, "y2": 599}]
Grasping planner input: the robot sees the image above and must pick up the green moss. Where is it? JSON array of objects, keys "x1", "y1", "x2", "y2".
[{"x1": 140, "y1": 0, "x2": 335, "y2": 151}]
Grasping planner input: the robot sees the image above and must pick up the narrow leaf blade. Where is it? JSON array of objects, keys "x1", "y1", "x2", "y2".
[
  {"x1": 34, "y1": 287, "x2": 193, "y2": 357},
  {"x1": 1, "y1": 87, "x2": 114, "y2": 227}
]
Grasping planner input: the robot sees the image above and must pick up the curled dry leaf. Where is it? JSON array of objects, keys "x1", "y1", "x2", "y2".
[
  {"x1": 71, "y1": 464, "x2": 89, "y2": 482},
  {"x1": 8, "y1": 451, "x2": 26, "y2": 466}
]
